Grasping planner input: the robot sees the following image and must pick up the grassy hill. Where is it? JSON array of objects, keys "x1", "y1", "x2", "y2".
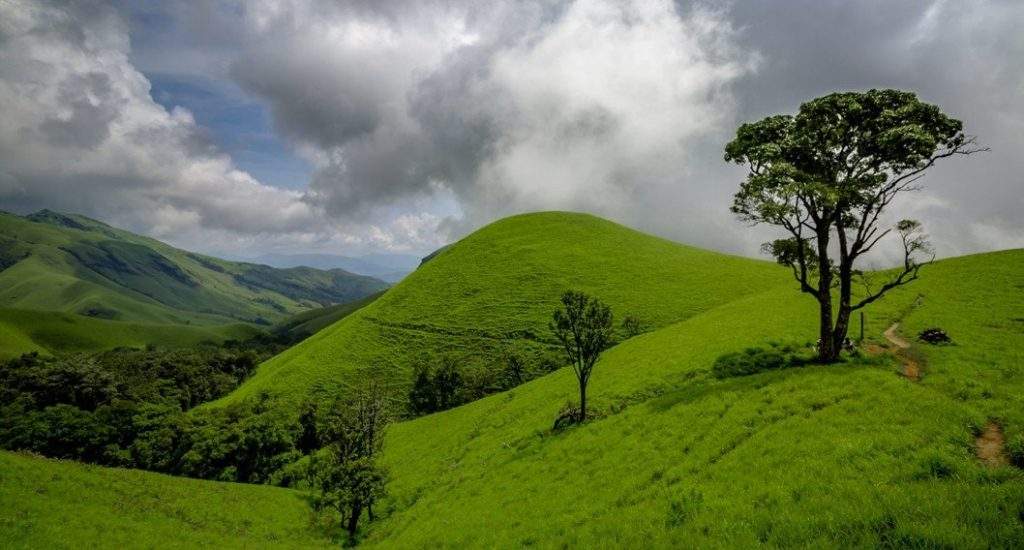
[
  {"x1": 0, "y1": 210, "x2": 388, "y2": 357},
  {"x1": 0, "y1": 308, "x2": 261, "y2": 360},
  {"x1": 4, "y1": 211, "x2": 1022, "y2": 547},
  {"x1": 0, "y1": 451, "x2": 331, "y2": 549},
  {"x1": 273, "y1": 291, "x2": 385, "y2": 342},
  {"x1": 216, "y1": 212, "x2": 790, "y2": 407},
  {"x1": 364, "y1": 248, "x2": 1024, "y2": 547}
]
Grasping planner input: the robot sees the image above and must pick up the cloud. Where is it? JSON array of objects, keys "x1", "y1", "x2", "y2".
[
  {"x1": 0, "y1": 0, "x2": 446, "y2": 256},
  {"x1": 1, "y1": 0, "x2": 1022, "y2": 262},
  {"x1": 226, "y1": 0, "x2": 754, "y2": 240}
]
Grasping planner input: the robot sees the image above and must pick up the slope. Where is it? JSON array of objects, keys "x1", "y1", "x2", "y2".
[
  {"x1": 0, "y1": 308, "x2": 261, "y2": 360},
  {"x1": 217, "y1": 212, "x2": 790, "y2": 407},
  {"x1": 0, "y1": 451, "x2": 331, "y2": 549},
  {"x1": 365, "y1": 249, "x2": 1024, "y2": 547},
  {"x1": 0, "y1": 210, "x2": 388, "y2": 327},
  {"x1": 273, "y1": 291, "x2": 385, "y2": 342}
]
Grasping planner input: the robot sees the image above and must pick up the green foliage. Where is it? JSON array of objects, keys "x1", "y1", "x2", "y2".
[
  {"x1": 551, "y1": 290, "x2": 614, "y2": 420},
  {"x1": 1007, "y1": 435, "x2": 1024, "y2": 470},
  {"x1": 621, "y1": 315, "x2": 644, "y2": 338},
  {"x1": 711, "y1": 343, "x2": 811, "y2": 379},
  {"x1": 0, "y1": 345, "x2": 310, "y2": 484},
  {"x1": 724, "y1": 89, "x2": 979, "y2": 362},
  {"x1": 308, "y1": 387, "x2": 391, "y2": 542},
  {"x1": 407, "y1": 357, "x2": 466, "y2": 415}
]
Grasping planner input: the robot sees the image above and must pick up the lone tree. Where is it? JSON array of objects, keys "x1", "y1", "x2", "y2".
[
  {"x1": 724, "y1": 89, "x2": 983, "y2": 362},
  {"x1": 309, "y1": 383, "x2": 391, "y2": 544},
  {"x1": 550, "y1": 290, "x2": 613, "y2": 421}
]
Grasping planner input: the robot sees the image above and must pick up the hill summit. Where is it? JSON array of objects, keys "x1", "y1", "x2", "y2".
[{"x1": 218, "y1": 211, "x2": 790, "y2": 407}]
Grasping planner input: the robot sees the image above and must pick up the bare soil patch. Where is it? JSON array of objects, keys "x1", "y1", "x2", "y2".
[{"x1": 976, "y1": 422, "x2": 1009, "y2": 467}]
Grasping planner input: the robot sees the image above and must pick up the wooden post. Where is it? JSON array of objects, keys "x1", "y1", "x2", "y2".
[{"x1": 859, "y1": 311, "x2": 865, "y2": 342}]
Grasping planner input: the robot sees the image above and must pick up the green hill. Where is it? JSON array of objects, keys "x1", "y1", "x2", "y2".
[
  {"x1": 0, "y1": 451, "x2": 331, "y2": 549},
  {"x1": 364, "y1": 248, "x2": 1024, "y2": 547},
  {"x1": 4, "y1": 211, "x2": 1022, "y2": 547},
  {"x1": 0, "y1": 210, "x2": 388, "y2": 356},
  {"x1": 273, "y1": 291, "x2": 385, "y2": 342},
  {"x1": 216, "y1": 212, "x2": 790, "y2": 407},
  {"x1": 0, "y1": 308, "x2": 261, "y2": 360}
]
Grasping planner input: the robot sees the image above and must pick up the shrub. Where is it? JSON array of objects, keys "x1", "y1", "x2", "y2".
[
  {"x1": 552, "y1": 403, "x2": 583, "y2": 431},
  {"x1": 918, "y1": 328, "x2": 952, "y2": 345},
  {"x1": 1007, "y1": 434, "x2": 1024, "y2": 469},
  {"x1": 621, "y1": 315, "x2": 644, "y2": 338},
  {"x1": 712, "y1": 343, "x2": 809, "y2": 379}
]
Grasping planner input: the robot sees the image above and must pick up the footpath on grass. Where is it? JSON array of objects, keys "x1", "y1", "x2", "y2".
[
  {"x1": 883, "y1": 322, "x2": 920, "y2": 381},
  {"x1": 881, "y1": 321, "x2": 1009, "y2": 468}
]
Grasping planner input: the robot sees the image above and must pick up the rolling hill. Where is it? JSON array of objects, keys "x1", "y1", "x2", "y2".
[
  {"x1": 365, "y1": 248, "x2": 1024, "y2": 547},
  {"x1": 0, "y1": 210, "x2": 388, "y2": 356},
  {"x1": 215, "y1": 212, "x2": 791, "y2": 407},
  {"x1": 4, "y1": 212, "x2": 1022, "y2": 547},
  {"x1": 0, "y1": 451, "x2": 331, "y2": 548}
]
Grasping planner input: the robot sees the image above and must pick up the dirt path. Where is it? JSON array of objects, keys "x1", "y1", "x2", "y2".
[
  {"x1": 976, "y1": 422, "x2": 1008, "y2": 467},
  {"x1": 883, "y1": 322, "x2": 911, "y2": 349},
  {"x1": 883, "y1": 323, "x2": 920, "y2": 380}
]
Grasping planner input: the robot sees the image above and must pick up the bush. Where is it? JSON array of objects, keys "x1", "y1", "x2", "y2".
[
  {"x1": 1007, "y1": 434, "x2": 1024, "y2": 469},
  {"x1": 711, "y1": 343, "x2": 809, "y2": 379},
  {"x1": 918, "y1": 328, "x2": 952, "y2": 345},
  {"x1": 552, "y1": 403, "x2": 583, "y2": 431},
  {"x1": 621, "y1": 315, "x2": 644, "y2": 338}
]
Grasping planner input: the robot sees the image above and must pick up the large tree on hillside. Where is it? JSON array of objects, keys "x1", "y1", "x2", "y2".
[
  {"x1": 551, "y1": 290, "x2": 613, "y2": 421},
  {"x1": 724, "y1": 89, "x2": 983, "y2": 362}
]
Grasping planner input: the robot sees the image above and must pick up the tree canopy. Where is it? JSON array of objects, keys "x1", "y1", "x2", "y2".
[{"x1": 725, "y1": 89, "x2": 983, "y2": 361}]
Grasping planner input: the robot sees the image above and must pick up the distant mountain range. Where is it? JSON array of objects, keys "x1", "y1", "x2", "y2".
[
  {"x1": 251, "y1": 252, "x2": 422, "y2": 283},
  {"x1": 0, "y1": 210, "x2": 390, "y2": 357}
]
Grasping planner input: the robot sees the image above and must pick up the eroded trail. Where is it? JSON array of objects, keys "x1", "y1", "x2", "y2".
[
  {"x1": 883, "y1": 322, "x2": 911, "y2": 349},
  {"x1": 883, "y1": 322, "x2": 920, "y2": 380},
  {"x1": 976, "y1": 422, "x2": 1008, "y2": 467}
]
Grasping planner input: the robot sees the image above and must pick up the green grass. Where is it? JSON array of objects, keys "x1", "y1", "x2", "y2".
[
  {"x1": 0, "y1": 451, "x2": 332, "y2": 549},
  {"x1": 218, "y1": 212, "x2": 789, "y2": 407},
  {"x1": 274, "y1": 291, "x2": 385, "y2": 341},
  {"x1": 360, "y1": 248, "x2": 1024, "y2": 548},
  {"x1": 0, "y1": 308, "x2": 261, "y2": 360},
  {"x1": 5, "y1": 211, "x2": 1023, "y2": 547}
]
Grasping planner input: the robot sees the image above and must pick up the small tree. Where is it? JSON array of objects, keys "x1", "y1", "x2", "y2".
[
  {"x1": 310, "y1": 384, "x2": 391, "y2": 543},
  {"x1": 550, "y1": 290, "x2": 613, "y2": 421},
  {"x1": 432, "y1": 357, "x2": 462, "y2": 411},
  {"x1": 724, "y1": 89, "x2": 983, "y2": 362},
  {"x1": 406, "y1": 357, "x2": 464, "y2": 415},
  {"x1": 621, "y1": 315, "x2": 643, "y2": 338},
  {"x1": 501, "y1": 348, "x2": 525, "y2": 388},
  {"x1": 407, "y1": 365, "x2": 436, "y2": 415}
]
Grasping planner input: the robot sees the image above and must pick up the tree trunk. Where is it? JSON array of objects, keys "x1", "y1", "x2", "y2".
[
  {"x1": 818, "y1": 295, "x2": 836, "y2": 362},
  {"x1": 831, "y1": 304, "x2": 851, "y2": 361},
  {"x1": 346, "y1": 503, "x2": 362, "y2": 543},
  {"x1": 578, "y1": 376, "x2": 587, "y2": 421},
  {"x1": 816, "y1": 227, "x2": 836, "y2": 363},
  {"x1": 367, "y1": 502, "x2": 374, "y2": 522}
]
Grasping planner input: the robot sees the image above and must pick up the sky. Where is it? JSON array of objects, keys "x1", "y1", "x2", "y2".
[{"x1": 0, "y1": 0, "x2": 1021, "y2": 262}]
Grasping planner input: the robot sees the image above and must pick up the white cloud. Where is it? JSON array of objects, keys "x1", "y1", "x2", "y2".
[{"x1": 0, "y1": 0, "x2": 448, "y2": 256}]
